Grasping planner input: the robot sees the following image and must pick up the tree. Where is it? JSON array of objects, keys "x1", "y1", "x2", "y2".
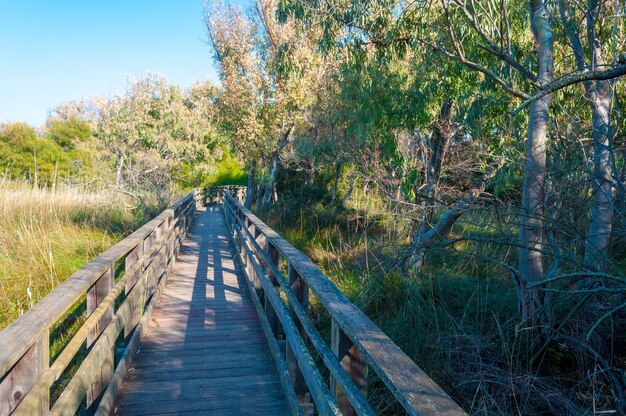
[
  {"x1": 279, "y1": 0, "x2": 626, "y2": 328},
  {"x1": 94, "y1": 74, "x2": 224, "y2": 208},
  {"x1": 206, "y1": 0, "x2": 326, "y2": 208}
]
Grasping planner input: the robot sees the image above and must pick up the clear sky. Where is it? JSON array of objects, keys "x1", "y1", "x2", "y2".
[{"x1": 0, "y1": 1, "x2": 220, "y2": 126}]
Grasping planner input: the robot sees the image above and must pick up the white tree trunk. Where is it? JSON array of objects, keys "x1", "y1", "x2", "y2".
[{"x1": 515, "y1": 0, "x2": 553, "y2": 324}]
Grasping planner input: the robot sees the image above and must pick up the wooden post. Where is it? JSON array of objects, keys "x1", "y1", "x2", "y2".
[
  {"x1": 0, "y1": 333, "x2": 49, "y2": 415},
  {"x1": 86, "y1": 267, "x2": 114, "y2": 414},
  {"x1": 330, "y1": 320, "x2": 368, "y2": 416},
  {"x1": 286, "y1": 264, "x2": 313, "y2": 415},
  {"x1": 124, "y1": 243, "x2": 143, "y2": 338},
  {"x1": 249, "y1": 226, "x2": 263, "y2": 296},
  {"x1": 264, "y1": 242, "x2": 282, "y2": 338}
]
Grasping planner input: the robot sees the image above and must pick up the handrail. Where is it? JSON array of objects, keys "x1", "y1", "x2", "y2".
[
  {"x1": 0, "y1": 190, "x2": 201, "y2": 416},
  {"x1": 222, "y1": 191, "x2": 467, "y2": 416},
  {"x1": 204, "y1": 185, "x2": 246, "y2": 205}
]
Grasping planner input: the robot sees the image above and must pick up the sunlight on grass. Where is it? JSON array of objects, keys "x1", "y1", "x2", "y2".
[{"x1": 0, "y1": 183, "x2": 142, "y2": 329}]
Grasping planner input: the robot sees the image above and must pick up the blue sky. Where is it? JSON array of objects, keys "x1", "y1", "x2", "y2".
[{"x1": 0, "y1": 1, "x2": 221, "y2": 126}]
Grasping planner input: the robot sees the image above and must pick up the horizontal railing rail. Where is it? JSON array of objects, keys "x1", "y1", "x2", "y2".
[
  {"x1": 203, "y1": 185, "x2": 246, "y2": 205},
  {"x1": 222, "y1": 191, "x2": 467, "y2": 416},
  {"x1": 0, "y1": 190, "x2": 201, "y2": 416}
]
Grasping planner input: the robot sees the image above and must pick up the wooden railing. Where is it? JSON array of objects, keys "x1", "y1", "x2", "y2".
[
  {"x1": 0, "y1": 190, "x2": 200, "y2": 416},
  {"x1": 222, "y1": 192, "x2": 467, "y2": 416},
  {"x1": 203, "y1": 185, "x2": 246, "y2": 205}
]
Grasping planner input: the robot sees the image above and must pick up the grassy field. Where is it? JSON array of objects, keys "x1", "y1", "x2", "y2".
[{"x1": 0, "y1": 182, "x2": 144, "y2": 329}]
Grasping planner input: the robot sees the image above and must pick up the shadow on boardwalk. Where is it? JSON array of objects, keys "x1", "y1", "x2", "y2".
[{"x1": 113, "y1": 206, "x2": 289, "y2": 415}]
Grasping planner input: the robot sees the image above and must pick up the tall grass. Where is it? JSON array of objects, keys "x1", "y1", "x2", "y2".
[
  {"x1": 0, "y1": 182, "x2": 143, "y2": 329},
  {"x1": 257, "y1": 183, "x2": 599, "y2": 415}
]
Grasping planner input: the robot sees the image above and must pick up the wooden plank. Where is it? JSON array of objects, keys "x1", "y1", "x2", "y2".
[
  {"x1": 0, "y1": 334, "x2": 48, "y2": 416},
  {"x1": 124, "y1": 243, "x2": 143, "y2": 337},
  {"x1": 119, "y1": 397, "x2": 289, "y2": 416},
  {"x1": 233, "y1": 235, "x2": 302, "y2": 416},
  {"x1": 113, "y1": 207, "x2": 290, "y2": 416},
  {"x1": 119, "y1": 386, "x2": 285, "y2": 406},
  {"x1": 224, "y1": 200, "x2": 375, "y2": 416},
  {"x1": 86, "y1": 267, "x2": 114, "y2": 414},
  {"x1": 286, "y1": 264, "x2": 313, "y2": 413},
  {"x1": 229, "y1": 217, "x2": 339, "y2": 416},
  {"x1": 120, "y1": 375, "x2": 284, "y2": 394},
  {"x1": 95, "y1": 253, "x2": 174, "y2": 416},
  {"x1": 0, "y1": 192, "x2": 194, "y2": 381},
  {"x1": 331, "y1": 320, "x2": 368, "y2": 416},
  {"x1": 223, "y1": 193, "x2": 467, "y2": 416},
  {"x1": 265, "y1": 242, "x2": 282, "y2": 338}
]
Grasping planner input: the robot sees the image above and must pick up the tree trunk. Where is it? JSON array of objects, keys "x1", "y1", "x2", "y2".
[
  {"x1": 330, "y1": 162, "x2": 341, "y2": 205},
  {"x1": 404, "y1": 161, "x2": 502, "y2": 272},
  {"x1": 260, "y1": 125, "x2": 295, "y2": 209},
  {"x1": 584, "y1": 85, "x2": 613, "y2": 275},
  {"x1": 244, "y1": 163, "x2": 257, "y2": 208},
  {"x1": 515, "y1": 0, "x2": 553, "y2": 325},
  {"x1": 261, "y1": 150, "x2": 280, "y2": 209},
  {"x1": 115, "y1": 153, "x2": 125, "y2": 188},
  {"x1": 559, "y1": 0, "x2": 615, "y2": 279},
  {"x1": 341, "y1": 176, "x2": 356, "y2": 207},
  {"x1": 406, "y1": 99, "x2": 455, "y2": 271}
]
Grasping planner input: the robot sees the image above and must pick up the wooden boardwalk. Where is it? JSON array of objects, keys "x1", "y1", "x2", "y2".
[{"x1": 113, "y1": 206, "x2": 290, "y2": 416}]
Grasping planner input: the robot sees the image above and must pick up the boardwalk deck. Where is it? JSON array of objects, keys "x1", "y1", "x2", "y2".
[{"x1": 113, "y1": 206, "x2": 290, "y2": 416}]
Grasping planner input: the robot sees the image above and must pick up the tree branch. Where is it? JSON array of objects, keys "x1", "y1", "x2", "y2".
[{"x1": 510, "y1": 65, "x2": 626, "y2": 115}]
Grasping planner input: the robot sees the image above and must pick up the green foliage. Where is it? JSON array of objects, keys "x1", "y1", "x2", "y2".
[
  {"x1": 0, "y1": 122, "x2": 67, "y2": 185},
  {"x1": 47, "y1": 117, "x2": 92, "y2": 149},
  {"x1": 202, "y1": 154, "x2": 247, "y2": 186}
]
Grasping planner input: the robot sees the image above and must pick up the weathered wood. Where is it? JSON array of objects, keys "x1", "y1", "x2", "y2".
[
  {"x1": 0, "y1": 334, "x2": 48, "y2": 416},
  {"x1": 224, "y1": 199, "x2": 377, "y2": 416},
  {"x1": 223, "y1": 192, "x2": 467, "y2": 416},
  {"x1": 232, "y1": 226, "x2": 302, "y2": 416},
  {"x1": 123, "y1": 242, "x2": 142, "y2": 338},
  {"x1": 286, "y1": 264, "x2": 313, "y2": 413},
  {"x1": 0, "y1": 192, "x2": 196, "y2": 416},
  {"x1": 0, "y1": 193, "x2": 194, "y2": 382},
  {"x1": 224, "y1": 196, "x2": 375, "y2": 416},
  {"x1": 113, "y1": 207, "x2": 290, "y2": 416},
  {"x1": 265, "y1": 242, "x2": 282, "y2": 338},
  {"x1": 331, "y1": 320, "x2": 368, "y2": 416},
  {"x1": 95, "y1": 256, "x2": 172, "y2": 416},
  {"x1": 229, "y1": 213, "x2": 339, "y2": 416},
  {"x1": 86, "y1": 267, "x2": 114, "y2": 414}
]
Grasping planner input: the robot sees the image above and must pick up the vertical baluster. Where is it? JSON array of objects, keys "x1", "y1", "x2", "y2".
[
  {"x1": 248, "y1": 225, "x2": 262, "y2": 295},
  {"x1": 124, "y1": 243, "x2": 143, "y2": 338},
  {"x1": 286, "y1": 264, "x2": 313, "y2": 415},
  {"x1": 143, "y1": 231, "x2": 155, "y2": 309},
  {"x1": 264, "y1": 242, "x2": 282, "y2": 338},
  {"x1": 86, "y1": 266, "x2": 114, "y2": 414},
  {"x1": 330, "y1": 321, "x2": 368, "y2": 416},
  {"x1": 0, "y1": 332, "x2": 49, "y2": 415}
]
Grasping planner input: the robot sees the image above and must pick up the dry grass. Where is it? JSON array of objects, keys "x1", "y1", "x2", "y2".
[{"x1": 0, "y1": 182, "x2": 140, "y2": 329}]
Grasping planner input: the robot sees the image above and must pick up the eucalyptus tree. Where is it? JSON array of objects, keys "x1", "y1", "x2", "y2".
[
  {"x1": 279, "y1": 0, "x2": 626, "y2": 327},
  {"x1": 558, "y1": 0, "x2": 624, "y2": 279},
  {"x1": 94, "y1": 74, "x2": 223, "y2": 208},
  {"x1": 206, "y1": 0, "x2": 326, "y2": 208}
]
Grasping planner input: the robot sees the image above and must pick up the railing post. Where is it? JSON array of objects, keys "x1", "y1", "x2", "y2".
[
  {"x1": 143, "y1": 230, "x2": 158, "y2": 308},
  {"x1": 124, "y1": 243, "x2": 143, "y2": 338},
  {"x1": 330, "y1": 320, "x2": 368, "y2": 416},
  {"x1": 86, "y1": 266, "x2": 114, "y2": 414},
  {"x1": 286, "y1": 264, "x2": 313, "y2": 415},
  {"x1": 264, "y1": 242, "x2": 282, "y2": 338},
  {"x1": 0, "y1": 332, "x2": 49, "y2": 415}
]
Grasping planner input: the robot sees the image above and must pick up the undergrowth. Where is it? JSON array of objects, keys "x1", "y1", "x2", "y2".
[{"x1": 255, "y1": 183, "x2": 613, "y2": 415}]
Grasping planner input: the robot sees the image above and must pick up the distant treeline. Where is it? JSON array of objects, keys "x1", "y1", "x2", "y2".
[{"x1": 0, "y1": 75, "x2": 246, "y2": 208}]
